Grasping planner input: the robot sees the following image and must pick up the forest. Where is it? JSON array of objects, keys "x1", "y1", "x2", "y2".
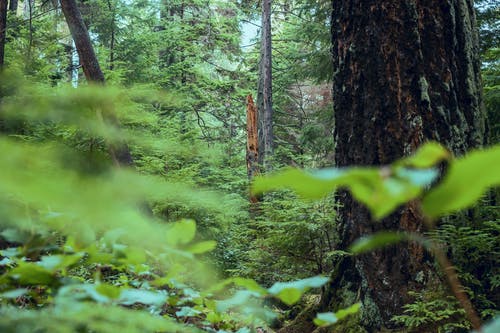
[{"x1": 0, "y1": 0, "x2": 499, "y2": 332}]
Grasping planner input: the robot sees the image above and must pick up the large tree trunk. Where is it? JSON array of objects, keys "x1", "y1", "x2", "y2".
[
  {"x1": 0, "y1": 0, "x2": 7, "y2": 68},
  {"x1": 60, "y1": 0, "x2": 105, "y2": 83},
  {"x1": 257, "y1": 0, "x2": 273, "y2": 169},
  {"x1": 321, "y1": 0, "x2": 485, "y2": 331}
]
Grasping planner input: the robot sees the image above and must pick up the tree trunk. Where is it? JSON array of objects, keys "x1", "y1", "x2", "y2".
[
  {"x1": 321, "y1": 0, "x2": 485, "y2": 330},
  {"x1": 60, "y1": 0, "x2": 105, "y2": 83},
  {"x1": 60, "y1": 0, "x2": 132, "y2": 167},
  {"x1": 106, "y1": 0, "x2": 115, "y2": 71},
  {"x1": 246, "y1": 94, "x2": 259, "y2": 203},
  {"x1": 257, "y1": 0, "x2": 273, "y2": 169},
  {"x1": 0, "y1": 0, "x2": 7, "y2": 68},
  {"x1": 8, "y1": 0, "x2": 17, "y2": 12}
]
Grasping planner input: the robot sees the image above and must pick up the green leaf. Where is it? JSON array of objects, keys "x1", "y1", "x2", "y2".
[
  {"x1": 349, "y1": 232, "x2": 408, "y2": 254},
  {"x1": 216, "y1": 290, "x2": 261, "y2": 312},
  {"x1": 396, "y1": 142, "x2": 450, "y2": 168},
  {"x1": 314, "y1": 312, "x2": 338, "y2": 326},
  {"x1": 252, "y1": 167, "x2": 343, "y2": 199},
  {"x1": 335, "y1": 303, "x2": 361, "y2": 320},
  {"x1": 268, "y1": 276, "x2": 329, "y2": 306},
  {"x1": 314, "y1": 303, "x2": 361, "y2": 327},
  {"x1": 232, "y1": 278, "x2": 268, "y2": 295},
  {"x1": 252, "y1": 164, "x2": 439, "y2": 220},
  {"x1": 175, "y1": 306, "x2": 202, "y2": 318},
  {"x1": 206, "y1": 277, "x2": 268, "y2": 296},
  {"x1": 38, "y1": 253, "x2": 84, "y2": 272},
  {"x1": 273, "y1": 288, "x2": 302, "y2": 306},
  {"x1": 166, "y1": 219, "x2": 196, "y2": 246},
  {"x1": 206, "y1": 312, "x2": 222, "y2": 324},
  {"x1": 481, "y1": 317, "x2": 500, "y2": 333},
  {"x1": 0, "y1": 229, "x2": 30, "y2": 243},
  {"x1": 0, "y1": 288, "x2": 28, "y2": 299},
  {"x1": 422, "y1": 145, "x2": 500, "y2": 218},
  {"x1": 118, "y1": 289, "x2": 166, "y2": 307},
  {"x1": 186, "y1": 240, "x2": 216, "y2": 254},
  {"x1": 95, "y1": 284, "x2": 121, "y2": 300},
  {"x1": 8, "y1": 263, "x2": 55, "y2": 285}
]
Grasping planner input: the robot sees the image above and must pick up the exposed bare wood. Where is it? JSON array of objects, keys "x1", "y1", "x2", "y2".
[{"x1": 246, "y1": 94, "x2": 259, "y2": 203}]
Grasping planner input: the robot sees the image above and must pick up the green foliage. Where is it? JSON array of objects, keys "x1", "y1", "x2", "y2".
[
  {"x1": 268, "y1": 276, "x2": 329, "y2": 305},
  {"x1": 422, "y1": 145, "x2": 500, "y2": 218},
  {"x1": 255, "y1": 141, "x2": 500, "y2": 331},
  {"x1": 253, "y1": 142, "x2": 447, "y2": 219},
  {"x1": 428, "y1": 217, "x2": 500, "y2": 321},
  {"x1": 391, "y1": 291, "x2": 471, "y2": 333},
  {"x1": 0, "y1": 75, "x2": 336, "y2": 332},
  {"x1": 314, "y1": 302, "x2": 361, "y2": 327},
  {"x1": 254, "y1": 142, "x2": 500, "y2": 222}
]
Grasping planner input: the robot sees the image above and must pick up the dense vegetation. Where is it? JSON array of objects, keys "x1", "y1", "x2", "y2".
[{"x1": 0, "y1": 0, "x2": 498, "y2": 332}]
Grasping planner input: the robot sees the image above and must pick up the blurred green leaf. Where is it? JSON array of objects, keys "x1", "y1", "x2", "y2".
[
  {"x1": 349, "y1": 232, "x2": 408, "y2": 254},
  {"x1": 314, "y1": 312, "x2": 338, "y2": 326},
  {"x1": 0, "y1": 229, "x2": 30, "y2": 243},
  {"x1": 175, "y1": 306, "x2": 202, "y2": 317},
  {"x1": 186, "y1": 240, "x2": 217, "y2": 254},
  {"x1": 216, "y1": 290, "x2": 261, "y2": 312},
  {"x1": 8, "y1": 263, "x2": 55, "y2": 285},
  {"x1": 481, "y1": 317, "x2": 500, "y2": 333},
  {"x1": 166, "y1": 219, "x2": 196, "y2": 246},
  {"x1": 253, "y1": 165, "x2": 438, "y2": 219},
  {"x1": 335, "y1": 302, "x2": 361, "y2": 320},
  {"x1": 268, "y1": 276, "x2": 329, "y2": 305},
  {"x1": 396, "y1": 142, "x2": 450, "y2": 168},
  {"x1": 423, "y1": 145, "x2": 500, "y2": 218},
  {"x1": 314, "y1": 303, "x2": 361, "y2": 327},
  {"x1": 96, "y1": 284, "x2": 122, "y2": 300},
  {"x1": 0, "y1": 289, "x2": 28, "y2": 299},
  {"x1": 118, "y1": 289, "x2": 166, "y2": 307},
  {"x1": 38, "y1": 254, "x2": 84, "y2": 272}
]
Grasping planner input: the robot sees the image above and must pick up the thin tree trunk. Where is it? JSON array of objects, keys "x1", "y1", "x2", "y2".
[
  {"x1": 316, "y1": 0, "x2": 485, "y2": 331},
  {"x1": 60, "y1": 0, "x2": 132, "y2": 167},
  {"x1": 106, "y1": 0, "x2": 115, "y2": 71},
  {"x1": 257, "y1": 0, "x2": 273, "y2": 170},
  {"x1": 246, "y1": 94, "x2": 259, "y2": 203},
  {"x1": 0, "y1": 0, "x2": 7, "y2": 68},
  {"x1": 60, "y1": 0, "x2": 105, "y2": 83}
]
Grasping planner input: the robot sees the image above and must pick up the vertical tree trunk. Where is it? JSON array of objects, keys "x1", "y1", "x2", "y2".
[
  {"x1": 106, "y1": 0, "x2": 115, "y2": 71},
  {"x1": 246, "y1": 94, "x2": 259, "y2": 203},
  {"x1": 60, "y1": 0, "x2": 105, "y2": 83},
  {"x1": 60, "y1": 0, "x2": 132, "y2": 166},
  {"x1": 257, "y1": 0, "x2": 273, "y2": 169},
  {"x1": 8, "y1": 0, "x2": 17, "y2": 12},
  {"x1": 0, "y1": 0, "x2": 7, "y2": 68},
  {"x1": 321, "y1": 0, "x2": 485, "y2": 330}
]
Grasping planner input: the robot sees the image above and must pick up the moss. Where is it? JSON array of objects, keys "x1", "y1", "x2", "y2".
[{"x1": 418, "y1": 76, "x2": 430, "y2": 105}]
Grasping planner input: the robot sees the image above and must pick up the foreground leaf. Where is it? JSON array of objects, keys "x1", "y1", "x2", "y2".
[
  {"x1": 423, "y1": 145, "x2": 500, "y2": 218},
  {"x1": 349, "y1": 232, "x2": 408, "y2": 254},
  {"x1": 314, "y1": 303, "x2": 361, "y2": 327},
  {"x1": 268, "y1": 276, "x2": 329, "y2": 305}
]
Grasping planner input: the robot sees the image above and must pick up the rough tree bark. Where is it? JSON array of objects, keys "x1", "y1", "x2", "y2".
[
  {"x1": 0, "y1": 0, "x2": 7, "y2": 68},
  {"x1": 257, "y1": 0, "x2": 273, "y2": 169},
  {"x1": 60, "y1": 0, "x2": 132, "y2": 166},
  {"x1": 319, "y1": 0, "x2": 485, "y2": 331}
]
